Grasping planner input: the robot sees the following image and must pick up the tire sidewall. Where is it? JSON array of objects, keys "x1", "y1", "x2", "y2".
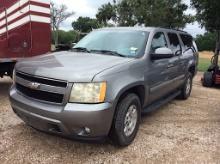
[
  {"x1": 113, "y1": 94, "x2": 141, "y2": 146},
  {"x1": 203, "y1": 72, "x2": 213, "y2": 87},
  {"x1": 183, "y1": 73, "x2": 193, "y2": 98}
]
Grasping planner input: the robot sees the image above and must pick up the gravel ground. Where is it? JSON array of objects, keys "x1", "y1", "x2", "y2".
[{"x1": 0, "y1": 72, "x2": 220, "y2": 164}]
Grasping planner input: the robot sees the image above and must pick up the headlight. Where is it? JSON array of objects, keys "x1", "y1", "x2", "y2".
[{"x1": 69, "y1": 82, "x2": 107, "y2": 103}]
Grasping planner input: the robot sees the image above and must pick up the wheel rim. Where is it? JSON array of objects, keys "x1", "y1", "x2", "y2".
[
  {"x1": 124, "y1": 105, "x2": 138, "y2": 137},
  {"x1": 185, "y1": 77, "x2": 191, "y2": 95}
]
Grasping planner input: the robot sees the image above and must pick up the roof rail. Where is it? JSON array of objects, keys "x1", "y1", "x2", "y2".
[{"x1": 157, "y1": 27, "x2": 188, "y2": 33}]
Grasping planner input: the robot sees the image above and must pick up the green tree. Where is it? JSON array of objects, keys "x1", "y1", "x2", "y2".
[
  {"x1": 191, "y1": 0, "x2": 220, "y2": 32},
  {"x1": 72, "y1": 17, "x2": 100, "y2": 33},
  {"x1": 96, "y1": 2, "x2": 117, "y2": 25},
  {"x1": 195, "y1": 32, "x2": 216, "y2": 51},
  {"x1": 59, "y1": 30, "x2": 79, "y2": 44},
  {"x1": 96, "y1": 0, "x2": 193, "y2": 28},
  {"x1": 52, "y1": 30, "x2": 79, "y2": 45},
  {"x1": 51, "y1": 3, "x2": 74, "y2": 46},
  {"x1": 191, "y1": 0, "x2": 220, "y2": 65},
  {"x1": 116, "y1": 0, "x2": 136, "y2": 26}
]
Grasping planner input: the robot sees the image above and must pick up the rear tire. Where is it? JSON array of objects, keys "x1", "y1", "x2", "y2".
[
  {"x1": 202, "y1": 71, "x2": 213, "y2": 87},
  {"x1": 178, "y1": 73, "x2": 193, "y2": 100},
  {"x1": 109, "y1": 93, "x2": 141, "y2": 147}
]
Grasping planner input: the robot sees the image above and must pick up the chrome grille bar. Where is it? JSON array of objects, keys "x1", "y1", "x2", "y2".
[{"x1": 15, "y1": 71, "x2": 68, "y2": 104}]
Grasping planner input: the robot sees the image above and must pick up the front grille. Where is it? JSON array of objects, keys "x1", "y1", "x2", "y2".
[
  {"x1": 16, "y1": 83, "x2": 64, "y2": 103},
  {"x1": 16, "y1": 72, "x2": 67, "y2": 88},
  {"x1": 15, "y1": 72, "x2": 68, "y2": 104}
]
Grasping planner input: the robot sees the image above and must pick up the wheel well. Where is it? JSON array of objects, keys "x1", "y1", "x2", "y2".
[
  {"x1": 189, "y1": 65, "x2": 196, "y2": 76},
  {"x1": 117, "y1": 85, "x2": 145, "y2": 108},
  {"x1": 0, "y1": 62, "x2": 16, "y2": 77}
]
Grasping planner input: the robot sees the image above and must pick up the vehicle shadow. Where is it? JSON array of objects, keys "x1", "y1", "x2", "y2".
[
  {"x1": 0, "y1": 77, "x2": 12, "y2": 98},
  {"x1": 213, "y1": 84, "x2": 220, "y2": 89},
  {"x1": 12, "y1": 123, "x2": 121, "y2": 153}
]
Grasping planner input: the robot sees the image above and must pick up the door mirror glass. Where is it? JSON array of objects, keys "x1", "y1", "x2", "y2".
[{"x1": 151, "y1": 47, "x2": 174, "y2": 60}]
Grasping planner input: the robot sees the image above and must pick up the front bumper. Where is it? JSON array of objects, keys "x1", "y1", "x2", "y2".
[{"x1": 9, "y1": 86, "x2": 114, "y2": 139}]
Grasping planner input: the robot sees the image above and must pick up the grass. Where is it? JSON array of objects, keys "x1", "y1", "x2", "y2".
[{"x1": 198, "y1": 58, "x2": 211, "y2": 72}]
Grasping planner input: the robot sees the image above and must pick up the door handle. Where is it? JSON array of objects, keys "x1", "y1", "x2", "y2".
[{"x1": 167, "y1": 64, "x2": 175, "y2": 68}]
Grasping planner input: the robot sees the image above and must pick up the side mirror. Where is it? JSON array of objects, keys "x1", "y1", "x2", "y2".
[{"x1": 151, "y1": 47, "x2": 174, "y2": 60}]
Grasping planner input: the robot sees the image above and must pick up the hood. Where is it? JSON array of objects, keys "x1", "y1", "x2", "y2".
[{"x1": 16, "y1": 51, "x2": 133, "y2": 82}]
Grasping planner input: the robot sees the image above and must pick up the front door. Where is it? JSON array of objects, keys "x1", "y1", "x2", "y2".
[{"x1": 146, "y1": 32, "x2": 172, "y2": 104}]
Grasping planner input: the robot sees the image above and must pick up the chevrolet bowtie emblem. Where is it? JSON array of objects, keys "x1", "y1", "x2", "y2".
[{"x1": 27, "y1": 82, "x2": 40, "y2": 90}]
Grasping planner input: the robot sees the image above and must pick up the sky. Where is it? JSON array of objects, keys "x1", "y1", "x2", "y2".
[{"x1": 52, "y1": 0, "x2": 205, "y2": 37}]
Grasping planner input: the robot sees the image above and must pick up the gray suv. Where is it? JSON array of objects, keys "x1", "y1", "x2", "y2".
[{"x1": 9, "y1": 27, "x2": 198, "y2": 146}]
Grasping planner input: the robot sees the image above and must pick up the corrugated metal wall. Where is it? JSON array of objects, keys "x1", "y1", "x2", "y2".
[{"x1": 0, "y1": 0, "x2": 51, "y2": 59}]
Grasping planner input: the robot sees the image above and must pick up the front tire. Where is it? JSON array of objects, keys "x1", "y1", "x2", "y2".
[
  {"x1": 109, "y1": 94, "x2": 141, "y2": 147},
  {"x1": 178, "y1": 73, "x2": 193, "y2": 100}
]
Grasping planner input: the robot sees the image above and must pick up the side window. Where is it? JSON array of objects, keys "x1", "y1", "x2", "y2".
[
  {"x1": 168, "y1": 33, "x2": 181, "y2": 54},
  {"x1": 151, "y1": 32, "x2": 167, "y2": 53},
  {"x1": 180, "y1": 34, "x2": 193, "y2": 50}
]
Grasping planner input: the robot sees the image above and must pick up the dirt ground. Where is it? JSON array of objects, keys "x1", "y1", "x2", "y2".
[
  {"x1": 0, "y1": 73, "x2": 219, "y2": 164},
  {"x1": 199, "y1": 51, "x2": 214, "y2": 59}
]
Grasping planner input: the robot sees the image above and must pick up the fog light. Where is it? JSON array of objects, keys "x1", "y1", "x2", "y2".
[
  {"x1": 77, "y1": 127, "x2": 91, "y2": 136},
  {"x1": 84, "y1": 127, "x2": 91, "y2": 134}
]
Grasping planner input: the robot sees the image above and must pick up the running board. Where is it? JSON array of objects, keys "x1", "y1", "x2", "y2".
[{"x1": 142, "y1": 90, "x2": 181, "y2": 114}]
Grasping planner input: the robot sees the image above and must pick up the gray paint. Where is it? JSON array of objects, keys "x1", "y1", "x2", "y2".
[{"x1": 16, "y1": 51, "x2": 133, "y2": 82}]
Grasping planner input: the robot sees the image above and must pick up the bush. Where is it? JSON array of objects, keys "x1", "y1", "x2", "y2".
[
  {"x1": 52, "y1": 30, "x2": 80, "y2": 45},
  {"x1": 195, "y1": 32, "x2": 216, "y2": 52}
]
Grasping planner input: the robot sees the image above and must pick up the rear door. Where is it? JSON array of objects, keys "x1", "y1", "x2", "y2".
[
  {"x1": 166, "y1": 32, "x2": 184, "y2": 90},
  {"x1": 179, "y1": 34, "x2": 198, "y2": 76}
]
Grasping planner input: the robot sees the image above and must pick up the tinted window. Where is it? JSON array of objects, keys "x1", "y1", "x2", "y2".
[
  {"x1": 180, "y1": 34, "x2": 193, "y2": 49},
  {"x1": 151, "y1": 32, "x2": 167, "y2": 53},
  {"x1": 168, "y1": 33, "x2": 181, "y2": 54}
]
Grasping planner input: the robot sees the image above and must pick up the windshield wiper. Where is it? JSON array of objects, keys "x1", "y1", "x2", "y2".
[
  {"x1": 90, "y1": 50, "x2": 126, "y2": 57},
  {"x1": 72, "y1": 47, "x2": 90, "y2": 53}
]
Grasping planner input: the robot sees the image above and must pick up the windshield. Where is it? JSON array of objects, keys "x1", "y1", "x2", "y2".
[{"x1": 73, "y1": 30, "x2": 149, "y2": 58}]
